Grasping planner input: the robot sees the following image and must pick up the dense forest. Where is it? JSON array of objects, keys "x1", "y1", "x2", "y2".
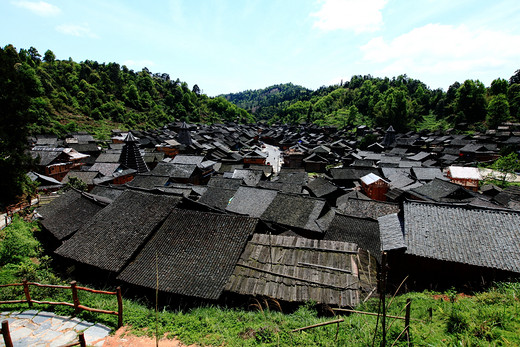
[
  {"x1": 223, "y1": 73, "x2": 520, "y2": 132},
  {"x1": 1, "y1": 44, "x2": 253, "y2": 138}
]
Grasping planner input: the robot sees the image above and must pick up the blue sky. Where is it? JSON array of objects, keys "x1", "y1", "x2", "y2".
[{"x1": 2, "y1": 0, "x2": 520, "y2": 96}]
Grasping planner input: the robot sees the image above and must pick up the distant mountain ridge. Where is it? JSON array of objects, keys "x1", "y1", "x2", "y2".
[{"x1": 222, "y1": 73, "x2": 520, "y2": 133}]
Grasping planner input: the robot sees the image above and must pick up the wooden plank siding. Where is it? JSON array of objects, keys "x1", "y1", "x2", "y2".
[{"x1": 225, "y1": 234, "x2": 373, "y2": 307}]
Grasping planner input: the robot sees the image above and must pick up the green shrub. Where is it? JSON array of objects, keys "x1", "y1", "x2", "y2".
[
  {"x1": 0, "y1": 215, "x2": 40, "y2": 265},
  {"x1": 446, "y1": 310, "x2": 469, "y2": 334}
]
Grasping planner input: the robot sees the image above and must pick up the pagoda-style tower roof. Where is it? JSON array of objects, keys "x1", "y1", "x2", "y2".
[{"x1": 120, "y1": 132, "x2": 149, "y2": 173}]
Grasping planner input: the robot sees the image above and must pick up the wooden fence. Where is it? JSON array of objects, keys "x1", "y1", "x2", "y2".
[
  {"x1": 1, "y1": 320, "x2": 13, "y2": 347},
  {"x1": 0, "y1": 280, "x2": 123, "y2": 328}
]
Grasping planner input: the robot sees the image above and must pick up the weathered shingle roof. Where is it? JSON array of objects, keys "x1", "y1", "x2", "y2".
[
  {"x1": 39, "y1": 190, "x2": 107, "y2": 241},
  {"x1": 336, "y1": 198, "x2": 400, "y2": 220},
  {"x1": 226, "y1": 186, "x2": 278, "y2": 218},
  {"x1": 330, "y1": 168, "x2": 379, "y2": 181},
  {"x1": 55, "y1": 190, "x2": 182, "y2": 272},
  {"x1": 409, "y1": 178, "x2": 475, "y2": 202},
  {"x1": 378, "y1": 213, "x2": 405, "y2": 251},
  {"x1": 126, "y1": 175, "x2": 169, "y2": 189},
  {"x1": 225, "y1": 234, "x2": 363, "y2": 306},
  {"x1": 261, "y1": 193, "x2": 327, "y2": 232},
  {"x1": 118, "y1": 209, "x2": 258, "y2": 300},
  {"x1": 207, "y1": 177, "x2": 243, "y2": 190},
  {"x1": 324, "y1": 213, "x2": 382, "y2": 261},
  {"x1": 403, "y1": 201, "x2": 520, "y2": 273},
  {"x1": 306, "y1": 177, "x2": 340, "y2": 198},
  {"x1": 89, "y1": 185, "x2": 126, "y2": 201},
  {"x1": 62, "y1": 171, "x2": 99, "y2": 186},
  {"x1": 198, "y1": 187, "x2": 237, "y2": 210},
  {"x1": 411, "y1": 167, "x2": 445, "y2": 182},
  {"x1": 232, "y1": 169, "x2": 263, "y2": 186}
]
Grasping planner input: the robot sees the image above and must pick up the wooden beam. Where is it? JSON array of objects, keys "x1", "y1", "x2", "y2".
[{"x1": 291, "y1": 318, "x2": 344, "y2": 332}]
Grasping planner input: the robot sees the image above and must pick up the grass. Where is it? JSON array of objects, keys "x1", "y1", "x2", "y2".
[{"x1": 2, "y1": 215, "x2": 520, "y2": 345}]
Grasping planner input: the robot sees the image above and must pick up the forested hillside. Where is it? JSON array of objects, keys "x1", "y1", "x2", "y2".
[
  {"x1": 223, "y1": 73, "x2": 520, "y2": 132},
  {"x1": 1, "y1": 44, "x2": 253, "y2": 139}
]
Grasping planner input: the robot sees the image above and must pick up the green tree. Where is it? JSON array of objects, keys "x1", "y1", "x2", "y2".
[
  {"x1": 43, "y1": 49, "x2": 56, "y2": 63},
  {"x1": 455, "y1": 80, "x2": 487, "y2": 123},
  {"x1": 0, "y1": 45, "x2": 41, "y2": 207},
  {"x1": 489, "y1": 78, "x2": 508, "y2": 96},
  {"x1": 490, "y1": 152, "x2": 520, "y2": 187},
  {"x1": 510, "y1": 69, "x2": 520, "y2": 85},
  {"x1": 486, "y1": 94, "x2": 510, "y2": 128},
  {"x1": 508, "y1": 84, "x2": 520, "y2": 121},
  {"x1": 374, "y1": 87, "x2": 411, "y2": 132}
]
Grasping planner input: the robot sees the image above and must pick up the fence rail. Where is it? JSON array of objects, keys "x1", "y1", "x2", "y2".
[{"x1": 0, "y1": 280, "x2": 123, "y2": 328}]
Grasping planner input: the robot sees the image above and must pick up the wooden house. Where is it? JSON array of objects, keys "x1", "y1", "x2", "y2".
[
  {"x1": 283, "y1": 146, "x2": 307, "y2": 169},
  {"x1": 360, "y1": 173, "x2": 390, "y2": 201},
  {"x1": 243, "y1": 149, "x2": 267, "y2": 165},
  {"x1": 446, "y1": 166, "x2": 482, "y2": 192},
  {"x1": 30, "y1": 147, "x2": 90, "y2": 181},
  {"x1": 303, "y1": 153, "x2": 328, "y2": 173},
  {"x1": 387, "y1": 201, "x2": 520, "y2": 289}
]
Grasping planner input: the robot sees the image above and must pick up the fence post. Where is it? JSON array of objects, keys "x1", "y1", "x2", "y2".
[
  {"x1": 116, "y1": 286, "x2": 123, "y2": 328},
  {"x1": 22, "y1": 279, "x2": 32, "y2": 308},
  {"x1": 405, "y1": 298, "x2": 411, "y2": 342},
  {"x1": 380, "y1": 252, "x2": 387, "y2": 347},
  {"x1": 70, "y1": 281, "x2": 80, "y2": 315},
  {"x1": 2, "y1": 320, "x2": 13, "y2": 347},
  {"x1": 78, "y1": 332, "x2": 86, "y2": 347}
]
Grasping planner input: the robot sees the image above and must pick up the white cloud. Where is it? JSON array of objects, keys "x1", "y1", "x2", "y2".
[
  {"x1": 55, "y1": 24, "x2": 97, "y2": 38},
  {"x1": 12, "y1": 1, "x2": 61, "y2": 16},
  {"x1": 122, "y1": 60, "x2": 156, "y2": 69},
  {"x1": 360, "y1": 23, "x2": 520, "y2": 87},
  {"x1": 311, "y1": 0, "x2": 388, "y2": 33}
]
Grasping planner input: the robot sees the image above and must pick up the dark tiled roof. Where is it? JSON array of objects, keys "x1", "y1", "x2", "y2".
[
  {"x1": 30, "y1": 148, "x2": 62, "y2": 166},
  {"x1": 95, "y1": 153, "x2": 121, "y2": 163},
  {"x1": 378, "y1": 213, "x2": 405, "y2": 251},
  {"x1": 232, "y1": 169, "x2": 263, "y2": 186},
  {"x1": 306, "y1": 177, "x2": 339, "y2": 198},
  {"x1": 89, "y1": 185, "x2": 126, "y2": 201},
  {"x1": 409, "y1": 178, "x2": 475, "y2": 202},
  {"x1": 275, "y1": 170, "x2": 308, "y2": 185},
  {"x1": 207, "y1": 177, "x2": 243, "y2": 190},
  {"x1": 336, "y1": 198, "x2": 400, "y2": 220},
  {"x1": 198, "y1": 187, "x2": 237, "y2": 210},
  {"x1": 171, "y1": 155, "x2": 205, "y2": 165},
  {"x1": 261, "y1": 193, "x2": 327, "y2": 232},
  {"x1": 257, "y1": 181, "x2": 303, "y2": 194},
  {"x1": 62, "y1": 171, "x2": 99, "y2": 186},
  {"x1": 39, "y1": 190, "x2": 106, "y2": 241},
  {"x1": 225, "y1": 234, "x2": 362, "y2": 306},
  {"x1": 55, "y1": 190, "x2": 182, "y2": 272},
  {"x1": 411, "y1": 167, "x2": 445, "y2": 181},
  {"x1": 89, "y1": 163, "x2": 121, "y2": 176},
  {"x1": 324, "y1": 213, "x2": 381, "y2": 261},
  {"x1": 330, "y1": 168, "x2": 379, "y2": 181},
  {"x1": 118, "y1": 209, "x2": 258, "y2": 300},
  {"x1": 126, "y1": 175, "x2": 169, "y2": 189},
  {"x1": 403, "y1": 201, "x2": 520, "y2": 273},
  {"x1": 226, "y1": 187, "x2": 278, "y2": 218}
]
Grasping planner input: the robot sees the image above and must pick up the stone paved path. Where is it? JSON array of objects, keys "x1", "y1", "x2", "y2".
[{"x1": 0, "y1": 310, "x2": 111, "y2": 347}]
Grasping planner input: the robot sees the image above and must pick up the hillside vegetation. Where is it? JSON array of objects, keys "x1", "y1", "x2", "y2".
[
  {"x1": 1, "y1": 44, "x2": 254, "y2": 139},
  {"x1": 223, "y1": 73, "x2": 520, "y2": 132}
]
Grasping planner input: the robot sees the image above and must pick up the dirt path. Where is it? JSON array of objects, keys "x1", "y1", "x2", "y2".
[{"x1": 101, "y1": 327, "x2": 197, "y2": 347}]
